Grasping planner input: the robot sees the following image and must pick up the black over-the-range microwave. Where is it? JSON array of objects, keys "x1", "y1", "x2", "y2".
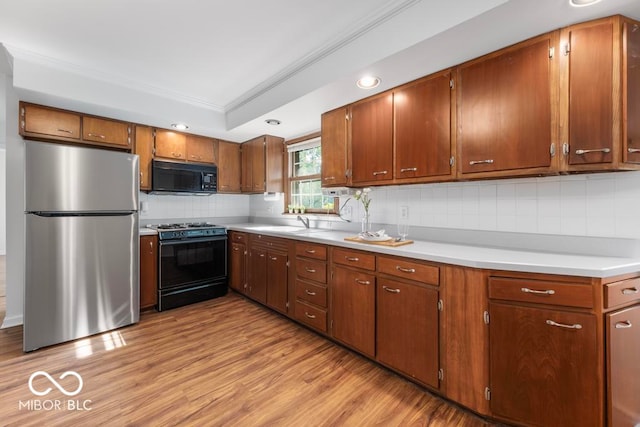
[{"x1": 151, "y1": 159, "x2": 217, "y2": 194}]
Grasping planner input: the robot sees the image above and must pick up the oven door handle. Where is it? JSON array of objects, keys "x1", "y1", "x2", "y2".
[{"x1": 159, "y1": 236, "x2": 227, "y2": 246}]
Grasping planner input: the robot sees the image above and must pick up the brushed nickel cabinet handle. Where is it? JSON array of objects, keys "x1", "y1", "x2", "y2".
[
  {"x1": 383, "y1": 286, "x2": 400, "y2": 294},
  {"x1": 190, "y1": 155, "x2": 202, "y2": 160},
  {"x1": 372, "y1": 170, "x2": 388, "y2": 176},
  {"x1": 323, "y1": 176, "x2": 336, "y2": 180},
  {"x1": 521, "y1": 287, "x2": 555, "y2": 295},
  {"x1": 305, "y1": 249, "x2": 316, "y2": 254},
  {"x1": 304, "y1": 312, "x2": 317, "y2": 319},
  {"x1": 304, "y1": 267, "x2": 316, "y2": 273},
  {"x1": 172, "y1": 152, "x2": 182, "y2": 158},
  {"x1": 628, "y1": 148, "x2": 640, "y2": 153},
  {"x1": 546, "y1": 320, "x2": 582, "y2": 330},
  {"x1": 469, "y1": 159, "x2": 494, "y2": 165},
  {"x1": 615, "y1": 321, "x2": 632, "y2": 329},
  {"x1": 304, "y1": 289, "x2": 317, "y2": 296},
  {"x1": 622, "y1": 287, "x2": 639, "y2": 295},
  {"x1": 270, "y1": 256, "x2": 278, "y2": 261},
  {"x1": 575, "y1": 148, "x2": 610, "y2": 155},
  {"x1": 233, "y1": 247, "x2": 240, "y2": 251},
  {"x1": 396, "y1": 266, "x2": 416, "y2": 274},
  {"x1": 57, "y1": 128, "x2": 74, "y2": 134},
  {"x1": 87, "y1": 133, "x2": 105, "y2": 139},
  {"x1": 355, "y1": 279, "x2": 371, "y2": 285},
  {"x1": 400, "y1": 167, "x2": 418, "y2": 173},
  {"x1": 345, "y1": 257, "x2": 359, "y2": 262}
]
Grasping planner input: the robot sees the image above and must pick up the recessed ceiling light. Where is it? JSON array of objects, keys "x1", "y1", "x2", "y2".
[
  {"x1": 569, "y1": 0, "x2": 602, "y2": 7},
  {"x1": 356, "y1": 75, "x2": 381, "y2": 89},
  {"x1": 265, "y1": 119, "x2": 281, "y2": 125},
  {"x1": 171, "y1": 123, "x2": 189, "y2": 131}
]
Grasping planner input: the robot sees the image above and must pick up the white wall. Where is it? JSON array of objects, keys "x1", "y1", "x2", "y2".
[{"x1": 0, "y1": 148, "x2": 6, "y2": 254}]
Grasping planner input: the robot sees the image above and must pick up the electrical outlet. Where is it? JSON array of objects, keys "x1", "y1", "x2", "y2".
[{"x1": 400, "y1": 205, "x2": 409, "y2": 219}]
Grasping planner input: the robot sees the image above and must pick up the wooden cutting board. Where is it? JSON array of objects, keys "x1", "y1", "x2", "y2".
[{"x1": 344, "y1": 235, "x2": 414, "y2": 247}]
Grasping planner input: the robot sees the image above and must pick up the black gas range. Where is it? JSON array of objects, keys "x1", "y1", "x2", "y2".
[{"x1": 147, "y1": 222, "x2": 228, "y2": 311}]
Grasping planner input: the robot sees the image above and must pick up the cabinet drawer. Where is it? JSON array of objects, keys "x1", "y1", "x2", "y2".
[
  {"x1": 294, "y1": 300, "x2": 327, "y2": 332},
  {"x1": 83, "y1": 116, "x2": 131, "y2": 147},
  {"x1": 250, "y1": 234, "x2": 288, "y2": 251},
  {"x1": 295, "y1": 242, "x2": 327, "y2": 261},
  {"x1": 605, "y1": 277, "x2": 640, "y2": 308},
  {"x1": 296, "y1": 258, "x2": 327, "y2": 284},
  {"x1": 229, "y1": 231, "x2": 247, "y2": 243},
  {"x1": 332, "y1": 248, "x2": 375, "y2": 271},
  {"x1": 489, "y1": 277, "x2": 593, "y2": 308},
  {"x1": 22, "y1": 103, "x2": 81, "y2": 139},
  {"x1": 377, "y1": 256, "x2": 439, "y2": 286},
  {"x1": 295, "y1": 280, "x2": 327, "y2": 308}
]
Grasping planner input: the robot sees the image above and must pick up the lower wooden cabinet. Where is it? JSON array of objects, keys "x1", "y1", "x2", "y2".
[
  {"x1": 265, "y1": 249, "x2": 288, "y2": 313},
  {"x1": 376, "y1": 277, "x2": 439, "y2": 388},
  {"x1": 139, "y1": 235, "x2": 158, "y2": 310},
  {"x1": 248, "y1": 246, "x2": 268, "y2": 303},
  {"x1": 247, "y1": 235, "x2": 289, "y2": 313},
  {"x1": 294, "y1": 242, "x2": 328, "y2": 333},
  {"x1": 229, "y1": 240, "x2": 247, "y2": 293}
]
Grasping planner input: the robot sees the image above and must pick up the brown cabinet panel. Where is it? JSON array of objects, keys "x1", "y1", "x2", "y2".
[
  {"x1": 458, "y1": 35, "x2": 554, "y2": 175},
  {"x1": 607, "y1": 305, "x2": 640, "y2": 427},
  {"x1": 230, "y1": 231, "x2": 247, "y2": 243},
  {"x1": 241, "y1": 135, "x2": 284, "y2": 193},
  {"x1": 321, "y1": 107, "x2": 349, "y2": 186},
  {"x1": 377, "y1": 278, "x2": 439, "y2": 388},
  {"x1": 139, "y1": 235, "x2": 158, "y2": 310},
  {"x1": 186, "y1": 134, "x2": 216, "y2": 164},
  {"x1": 217, "y1": 140, "x2": 241, "y2": 193},
  {"x1": 135, "y1": 125, "x2": 154, "y2": 191},
  {"x1": 489, "y1": 276, "x2": 594, "y2": 308},
  {"x1": 331, "y1": 247, "x2": 375, "y2": 271},
  {"x1": 489, "y1": 302, "x2": 601, "y2": 426},
  {"x1": 295, "y1": 242, "x2": 327, "y2": 261},
  {"x1": 294, "y1": 279, "x2": 327, "y2": 308},
  {"x1": 295, "y1": 300, "x2": 327, "y2": 332},
  {"x1": 266, "y1": 250, "x2": 288, "y2": 314},
  {"x1": 296, "y1": 258, "x2": 327, "y2": 284},
  {"x1": 605, "y1": 277, "x2": 640, "y2": 309},
  {"x1": 331, "y1": 265, "x2": 375, "y2": 357},
  {"x1": 21, "y1": 103, "x2": 81, "y2": 140},
  {"x1": 248, "y1": 247, "x2": 267, "y2": 303},
  {"x1": 624, "y1": 20, "x2": 640, "y2": 163},
  {"x1": 229, "y1": 241, "x2": 247, "y2": 293},
  {"x1": 377, "y1": 255, "x2": 439, "y2": 285},
  {"x1": 250, "y1": 137, "x2": 266, "y2": 192},
  {"x1": 394, "y1": 72, "x2": 452, "y2": 181},
  {"x1": 155, "y1": 129, "x2": 186, "y2": 161},
  {"x1": 350, "y1": 92, "x2": 394, "y2": 184},
  {"x1": 83, "y1": 116, "x2": 131, "y2": 148}
]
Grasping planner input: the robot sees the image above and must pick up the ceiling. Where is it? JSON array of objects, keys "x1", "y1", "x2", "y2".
[{"x1": 1, "y1": 0, "x2": 639, "y2": 142}]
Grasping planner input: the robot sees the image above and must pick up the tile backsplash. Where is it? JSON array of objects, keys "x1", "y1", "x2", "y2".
[{"x1": 139, "y1": 193, "x2": 250, "y2": 222}]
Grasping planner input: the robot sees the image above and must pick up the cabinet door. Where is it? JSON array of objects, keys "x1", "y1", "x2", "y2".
[
  {"x1": 377, "y1": 278, "x2": 439, "y2": 388},
  {"x1": 266, "y1": 250, "x2": 288, "y2": 314},
  {"x1": 155, "y1": 129, "x2": 187, "y2": 161},
  {"x1": 394, "y1": 73, "x2": 452, "y2": 181},
  {"x1": 624, "y1": 20, "x2": 640, "y2": 163},
  {"x1": 321, "y1": 107, "x2": 349, "y2": 187},
  {"x1": 567, "y1": 20, "x2": 614, "y2": 166},
  {"x1": 489, "y1": 302, "x2": 600, "y2": 426},
  {"x1": 186, "y1": 134, "x2": 216, "y2": 164},
  {"x1": 218, "y1": 140, "x2": 241, "y2": 193},
  {"x1": 83, "y1": 116, "x2": 131, "y2": 148},
  {"x1": 458, "y1": 35, "x2": 554, "y2": 175},
  {"x1": 229, "y1": 241, "x2": 246, "y2": 293},
  {"x1": 20, "y1": 103, "x2": 81, "y2": 140},
  {"x1": 139, "y1": 235, "x2": 158, "y2": 310},
  {"x1": 251, "y1": 138, "x2": 266, "y2": 192},
  {"x1": 331, "y1": 266, "x2": 375, "y2": 357},
  {"x1": 135, "y1": 126, "x2": 154, "y2": 191},
  {"x1": 350, "y1": 92, "x2": 393, "y2": 185},
  {"x1": 607, "y1": 305, "x2": 640, "y2": 427},
  {"x1": 248, "y1": 247, "x2": 267, "y2": 303}
]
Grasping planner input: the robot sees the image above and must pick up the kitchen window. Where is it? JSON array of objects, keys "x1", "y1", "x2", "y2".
[{"x1": 287, "y1": 136, "x2": 337, "y2": 214}]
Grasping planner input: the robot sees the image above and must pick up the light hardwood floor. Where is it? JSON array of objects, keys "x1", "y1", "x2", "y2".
[{"x1": 0, "y1": 293, "x2": 494, "y2": 426}]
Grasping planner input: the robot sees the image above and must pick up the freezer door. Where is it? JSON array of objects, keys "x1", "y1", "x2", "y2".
[
  {"x1": 25, "y1": 141, "x2": 139, "y2": 213},
  {"x1": 24, "y1": 213, "x2": 139, "y2": 352}
]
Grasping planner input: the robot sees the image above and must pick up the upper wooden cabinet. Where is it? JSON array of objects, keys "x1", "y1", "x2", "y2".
[
  {"x1": 185, "y1": 134, "x2": 216, "y2": 164},
  {"x1": 154, "y1": 129, "x2": 186, "y2": 161},
  {"x1": 394, "y1": 71, "x2": 453, "y2": 182},
  {"x1": 217, "y1": 140, "x2": 241, "y2": 193},
  {"x1": 560, "y1": 15, "x2": 640, "y2": 171},
  {"x1": 320, "y1": 107, "x2": 349, "y2": 187},
  {"x1": 134, "y1": 125, "x2": 154, "y2": 191},
  {"x1": 350, "y1": 92, "x2": 394, "y2": 185},
  {"x1": 241, "y1": 135, "x2": 284, "y2": 193},
  {"x1": 20, "y1": 102, "x2": 132, "y2": 150},
  {"x1": 457, "y1": 32, "x2": 557, "y2": 178}
]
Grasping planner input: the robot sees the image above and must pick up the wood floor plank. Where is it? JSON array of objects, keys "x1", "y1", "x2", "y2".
[{"x1": 0, "y1": 293, "x2": 493, "y2": 426}]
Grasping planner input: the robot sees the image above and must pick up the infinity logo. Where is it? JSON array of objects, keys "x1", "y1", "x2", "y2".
[{"x1": 28, "y1": 371, "x2": 83, "y2": 397}]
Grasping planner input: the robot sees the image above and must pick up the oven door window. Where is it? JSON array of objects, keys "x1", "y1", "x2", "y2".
[{"x1": 159, "y1": 238, "x2": 227, "y2": 288}]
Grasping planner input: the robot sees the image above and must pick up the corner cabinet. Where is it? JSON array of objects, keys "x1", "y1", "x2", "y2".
[
  {"x1": 241, "y1": 135, "x2": 284, "y2": 193},
  {"x1": 217, "y1": 140, "x2": 242, "y2": 193}
]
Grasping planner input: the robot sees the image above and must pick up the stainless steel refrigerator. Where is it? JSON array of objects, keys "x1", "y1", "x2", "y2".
[{"x1": 24, "y1": 141, "x2": 140, "y2": 352}]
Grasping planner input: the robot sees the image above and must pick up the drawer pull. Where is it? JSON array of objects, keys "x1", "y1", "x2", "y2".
[
  {"x1": 469, "y1": 159, "x2": 494, "y2": 165},
  {"x1": 575, "y1": 148, "x2": 610, "y2": 155},
  {"x1": 546, "y1": 320, "x2": 582, "y2": 330},
  {"x1": 355, "y1": 279, "x2": 371, "y2": 285},
  {"x1": 396, "y1": 266, "x2": 416, "y2": 274},
  {"x1": 172, "y1": 152, "x2": 182, "y2": 158},
  {"x1": 622, "y1": 287, "x2": 639, "y2": 295},
  {"x1": 304, "y1": 312, "x2": 317, "y2": 319},
  {"x1": 628, "y1": 148, "x2": 640, "y2": 153},
  {"x1": 270, "y1": 256, "x2": 278, "y2": 261},
  {"x1": 305, "y1": 249, "x2": 316, "y2": 254},
  {"x1": 233, "y1": 247, "x2": 240, "y2": 251},
  {"x1": 304, "y1": 267, "x2": 316, "y2": 273},
  {"x1": 521, "y1": 287, "x2": 555, "y2": 296},
  {"x1": 400, "y1": 167, "x2": 418, "y2": 173},
  {"x1": 323, "y1": 176, "x2": 336, "y2": 181},
  {"x1": 304, "y1": 289, "x2": 317, "y2": 296},
  {"x1": 615, "y1": 321, "x2": 633, "y2": 329},
  {"x1": 87, "y1": 132, "x2": 106, "y2": 139},
  {"x1": 57, "y1": 128, "x2": 74, "y2": 134},
  {"x1": 190, "y1": 155, "x2": 202, "y2": 160},
  {"x1": 383, "y1": 286, "x2": 400, "y2": 294},
  {"x1": 372, "y1": 170, "x2": 388, "y2": 176},
  {"x1": 345, "y1": 256, "x2": 359, "y2": 262}
]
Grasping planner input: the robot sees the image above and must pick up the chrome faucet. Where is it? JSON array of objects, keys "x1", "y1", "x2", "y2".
[{"x1": 297, "y1": 215, "x2": 310, "y2": 229}]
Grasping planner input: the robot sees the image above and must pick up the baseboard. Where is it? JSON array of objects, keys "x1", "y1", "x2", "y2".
[{"x1": 1, "y1": 314, "x2": 23, "y2": 329}]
